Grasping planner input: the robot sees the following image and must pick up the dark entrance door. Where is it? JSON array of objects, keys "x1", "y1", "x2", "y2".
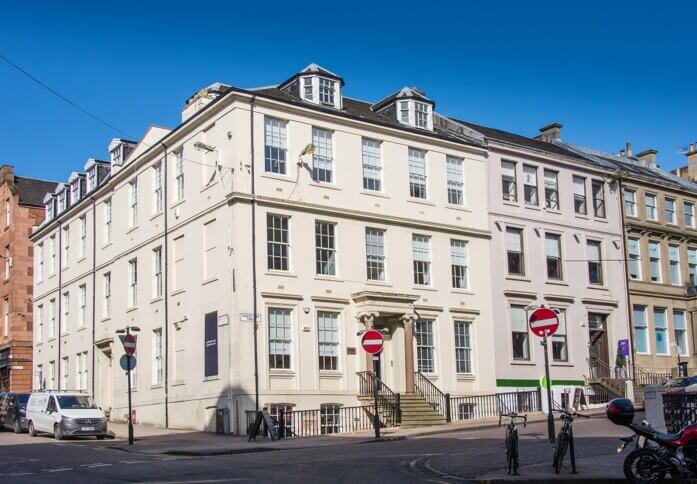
[{"x1": 588, "y1": 313, "x2": 610, "y2": 378}]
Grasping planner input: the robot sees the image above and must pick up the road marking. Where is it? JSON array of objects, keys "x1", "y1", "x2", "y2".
[
  {"x1": 81, "y1": 463, "x2": 112, "y2": 468},
  {"x1": 6, "y1": 472, "x2": 35, "y2": 477},
  {"x1": 139, "y1": 480, "x2": 250, "y2": 484},
  {"x1": 45, "y1": 468, "x2": 73, "y2": 473},
  {"x1": 119, "y1": 460, "x2": 149, "y2": 464}
]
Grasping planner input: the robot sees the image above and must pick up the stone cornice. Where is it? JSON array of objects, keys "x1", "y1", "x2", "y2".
[{"x1": 229, "y1": 192, "x2": 491, "y2": 239}]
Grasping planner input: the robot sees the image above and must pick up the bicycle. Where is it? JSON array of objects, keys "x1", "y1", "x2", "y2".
[
  {"x1": 499, "y1": 412, "x2": 528, "y2": 475},
  {"x1": 552, "y1": 407, "x2": 590, "y2": 474}
]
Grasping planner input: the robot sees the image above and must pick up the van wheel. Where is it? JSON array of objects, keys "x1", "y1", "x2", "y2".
[
  {"x1": 28, "y1": 421, "x2": 37, "y2": 437},
  {"x1": 97, "y1": 435, "x2": 105, "y2": 440},
  {"x1": 14, "y1": 419, "x2": 22, "y2": 434},
  {"x1": 54, "y1": 424, "x2": 63, "y2": 440}
]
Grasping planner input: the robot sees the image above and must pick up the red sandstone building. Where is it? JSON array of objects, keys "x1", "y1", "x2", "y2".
[{"x1": 0, "y1": 165, "x2": 57, "y2": 392}]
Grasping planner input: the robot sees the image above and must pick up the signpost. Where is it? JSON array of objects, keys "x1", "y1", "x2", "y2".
[
  {"x1": 529, "y1": 307, "x2": 559, "y2": 443},
  {"x1": 117, "y1": 326, "x2": 139, "y2": 445},
  {"x1": 361, "y1": 330, "x2": 384, "y2": 439}
]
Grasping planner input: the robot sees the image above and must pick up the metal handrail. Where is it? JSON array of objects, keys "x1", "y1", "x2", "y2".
[
  {"x1": 413, "y1": 371, "x2": 451, "y2": 422},
  {"x1": 356, "y1": 371, "x2": 401, "y2": 424}
]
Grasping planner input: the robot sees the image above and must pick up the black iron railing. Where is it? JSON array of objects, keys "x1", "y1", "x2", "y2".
[
  {"x1": 356, "y1": 371, "x2": 401, "y2": 424},
  {"x1": 586, "y1": 383, "x2": 619, "y2": 404},
  {"x1": 449, "y1": 389, "x2": 541, "y2": 422},
  {"x1": 633, "y1": 364, "x2": 671, "y2": 386},
  {"x1": 663, "y1": 392, "x2": 697, "y2": 433},
  {"x1": 414, "y1": 371, "x2": 451, "y2": 422},
  {"x1": 245, "y1": 404, "x2": 396, "y2": 438}
]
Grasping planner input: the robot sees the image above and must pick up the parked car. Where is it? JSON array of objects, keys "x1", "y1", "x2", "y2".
[
  {"x1": 26, "y1": 391, "x2": 109, "y2": 440},
  {"x1": 0, "y1": 393, "x2": 30, "y2": 433}
]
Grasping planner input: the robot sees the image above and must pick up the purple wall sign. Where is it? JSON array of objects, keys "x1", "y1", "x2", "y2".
[{"x1": 618, "y1": 339, "x2": 630, "y2": 357}]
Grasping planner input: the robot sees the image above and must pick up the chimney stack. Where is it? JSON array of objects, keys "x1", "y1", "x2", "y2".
[
  {"x1": 687, "y1": 142, "x2": 697, "y2": 180},
  {"x1": 536, "y1": 123, "x2": 563, "y2": 143},
  {"x1": 636, "y1": 149, "x2": 658, "y2": 168},
  {"x1": 625, "y1": 142, "x2": 633, "y2": 158}
]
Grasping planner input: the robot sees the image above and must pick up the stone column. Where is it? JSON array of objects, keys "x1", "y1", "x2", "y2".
[{"x1": 402, "y1": 314, "x2": 416, "y2": 393}]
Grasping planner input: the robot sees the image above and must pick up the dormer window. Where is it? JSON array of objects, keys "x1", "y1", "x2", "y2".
[
  {"x1": 87, "y1": 168, "x2": 97, "y2": 192},
  {"x1": 280, "y1": 64, "x2": 344, "y2": 110},
  {"x1": 45, "y1": 199, "x2": 55, "y2": 222},
  {"x1": 111, "y1": 147, "x2": 122, "y2": 165},
  {"x1": 399, "y1": 102, "x2": 409, "y2": 123},
  {"x1": 303, "y1": 78, "x2": 313, "y2": 100},
  {"x1": 415, "y1": 102, "x2": 429, "y2": 129},
  {"x1": 372, "y1": 87, "x2": 435, "y2": 131},
  {"x1": 318, "y1": 78, "x2": 335, "y2": 105},
  {"x1": 70, "y1": 180, "x2": 82, "y2": 204},
  {"x1": 57, "y1": 190, "x2": 67, "y2": 213}
]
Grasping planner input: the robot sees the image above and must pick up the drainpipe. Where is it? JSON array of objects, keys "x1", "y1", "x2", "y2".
[
  {"x1": 160, "y1": 141, "x2": 170, "y2": 428},
  {"x1": 250, "y1": 95, "x2": 259, "y2": 412},
  {"x1": 56, "y1": 220, "x2": 62, "y2": 390},
  {"x1": 617, "y1": 179, "x2": 636, "y2": 382},
  {"x1": 90, "y1": 197, "x2": 97, "y2": 397}
]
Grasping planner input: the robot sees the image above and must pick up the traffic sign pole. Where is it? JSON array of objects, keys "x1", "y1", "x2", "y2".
[
  {"x1": 373, "y1": 353, "x2": 381, "y2": 439},
  {"x1": 528, "y1": 307, "x2": 558, "y2": 443}
]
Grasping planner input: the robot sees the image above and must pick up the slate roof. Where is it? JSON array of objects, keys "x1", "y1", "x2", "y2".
[
  {"x1": 560, "y1": 142, "x2": 697, "y2": 193},
  {"x1": 14, "y1": 177, "x2": 59, "y2": 208},
  {"x1": 252, "y1": 87, "x2": 485, "y2": 147},
  {"x1": 449, "y1": 118, "x2": 592, "y2": 163}
]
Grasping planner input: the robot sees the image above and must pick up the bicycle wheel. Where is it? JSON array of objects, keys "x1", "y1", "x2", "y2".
[
  {"x1": 554, "y1": 431, "x2": 569, "y2": 474},
  {"x1": 510, "y1": 428, "x2": 520, "y2": 475},
  {"x1": 504, "y1": 427, "x2": 513, "y2": 474}
]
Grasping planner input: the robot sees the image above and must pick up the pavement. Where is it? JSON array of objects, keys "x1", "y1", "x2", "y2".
[{"x1": 0, "y1": 409, "x2": 634, "y2": 482}]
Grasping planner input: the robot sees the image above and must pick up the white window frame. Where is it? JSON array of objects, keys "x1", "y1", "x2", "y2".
[
  {"x1": 267, "y1": 214, "x2": 290, "y2": 272},
  {"x1": 645, "y1": 193, "x2": 657, "y2": 221},
  {"x1": 523, "y1": 165, "x2": 538, "y2": 206},
  {"x1": 501, "y1": 161, "x2": 517, "y2": 202},
  {"x1": 153, "y1": 247, "x2": 163, "y2": 298},
  {"x1": 128, "y1": 259, "x2": 138, "y2": 308},
  {"x1": 315, "y1": 221, "x2": 336, "y2": 277},
  {"x1": 689, "y1": 247, "x2": 697, "y2": 286},
  {"x1": 412, "y1": 234, "x2": 431, "y2": 286},
  {"x1": 450, "y1": 239, "x2": 468, "y2": 289},
  {"x1": 685, "y1": 202, "x2": 695, "y2": 228},
  {"x1": 78, "y1": 284, "x2": 86, "y2": 328},
  {"x1": 102, "y1": 272, "x2": 111, "y2": 319},
  {"x1": 62, "y1": 226, "x2": 70, "y2": 268},
  {"x1": 624, "y1": 189, "x2": 637, "y2": 216},
  {"x1": 415, "y1": 319, "x2": 436, "y2": 374},
  {"x1": 454, "y1": 320, "x2": 472, "y2": 374},
  {"x1": 153, "y1": 328, "x2": 163, "y2": 385},
  {"x1": 669, "y1": 244, "x2": 682, "y2": 285},
  {"x1": 175, "y1": 149, "x2": 185, "y2": 202},
  {"x1": 128, "y1": 178, "x2": 138, "y2": 228},
  {"x1": 361, "y1": 138, "x2": 382, "y2": 192},
  {"x1": 573, "y1": 175, "x2": 587, "y2": 215},
  {"x1": 79, "y1": 215, "x2": 87, "y2": 259},
  {"x1": 653, "y1": 308, "x2": 670, "y2": 356},
  {"x1": 153, "y1": 162, "x2": 163, "y2": 214},
  {"x1": 312, "y1": 127, "x2": 334, "y2": 184},
  {"x1": 674, "y1": 310, "x2": 689, "y2": 357},
  {"x1": 62, "y1": 291, "x2": 69, "y2": 334},
  {"x1": 628, "y1": 237, "x2": 642, "y2": 280},
  {"x1": 665, "y1": 197, "x2": 677, "y2": 225},
  {"x1": 447, "y1": 156, "x2": 465, "y2": 206},
  {"x1": 365, "y1": 228, "x2": 386, "y2": 281},
  {"x1": 648, "y1": 240, "x2": 662, "y2": 283},
  {"x1": 408, "y1": 148, "x2": 427, "y2": 199},
  {"x1": 103, "y1": 198, "x2": 112, "y2": 245},
  {"x1": 268, "y1": 307, "x2": 292, "y2": 370},
  {"x1": 264, "y1": 117, "x2": 288, "y2": 175},
  {"x1": 544, "y1": 170, "x2": 559, "y2": 209},
  {"x1": 317, "y1": 311, "x2": 340, "y2": 372}
]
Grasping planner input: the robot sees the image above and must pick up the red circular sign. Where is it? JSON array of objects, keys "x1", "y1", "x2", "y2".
[
  {"x1": 123, "y1": 334, "x2": 137, "y2": 356},
  {"x1": 529, "y1": 308, "x2": 559, "y2": 337},
  {"x1": 361, "y1": 330, "x2": 384, "y2": 354}
]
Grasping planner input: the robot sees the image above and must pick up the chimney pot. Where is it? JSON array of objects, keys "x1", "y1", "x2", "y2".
[
  {"x1": 625, "y1": 142, "x2": 633, "y2": 158},
  {"x1": 536, "y1": 123, "x2": 563, "y2": 143}
]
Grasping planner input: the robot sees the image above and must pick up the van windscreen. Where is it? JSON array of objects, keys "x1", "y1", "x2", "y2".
[{"x1": 56, "y1": 395, "x2": 97, "y2": 409}]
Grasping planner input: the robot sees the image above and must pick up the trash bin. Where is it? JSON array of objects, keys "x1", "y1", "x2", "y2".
[
  {"x1": 215, "y1": 408, "x2": 230, "y2": 435},
  {"x1": 679, "y1": 362, "x2": 689, "y2": 377}
]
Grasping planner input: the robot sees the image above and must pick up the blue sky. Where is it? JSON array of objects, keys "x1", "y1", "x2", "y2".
[{"x1": 1, "y1": 1, "x2": 695, "y2": 182}]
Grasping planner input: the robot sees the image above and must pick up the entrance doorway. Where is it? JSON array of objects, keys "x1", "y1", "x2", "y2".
[{"x1": 588, "y1": 313, "x2": 610, "y2": 378}]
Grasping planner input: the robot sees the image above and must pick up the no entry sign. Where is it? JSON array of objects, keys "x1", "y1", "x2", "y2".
[
  {"x1": 361, "y1": 330, "x2": 384, "y2": 354},
  {"x1": 120, "y1": 334, "x2": 138, "y2": 355},
  {"x1": 529, "y1": 307, "x2": 559, "y2": 337}
]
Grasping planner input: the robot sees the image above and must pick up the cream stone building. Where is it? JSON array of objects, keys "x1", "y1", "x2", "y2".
[
  {"x1": 31, "y1": 65, "x2": 499, "y2": 431},
  {"x1": 455, "y1": 122, "x2": 632, "y2": 408}
]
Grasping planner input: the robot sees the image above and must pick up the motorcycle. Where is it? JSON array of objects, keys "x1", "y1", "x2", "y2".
[{"x1": 607, "y1": 398, "x2": 697, "y2": 483}]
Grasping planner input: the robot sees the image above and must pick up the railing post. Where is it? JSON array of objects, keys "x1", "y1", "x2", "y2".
[
  {"x1": 445, "y1": 393, "x2": 451, "y2": 422},
  {"x1": 396, "y1": 393, "x2": 401, "y2": 424}
]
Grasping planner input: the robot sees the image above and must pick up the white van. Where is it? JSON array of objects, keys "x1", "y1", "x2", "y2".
[{"x1": 26, "y1": 392, "x2": 109, "y2": 440}]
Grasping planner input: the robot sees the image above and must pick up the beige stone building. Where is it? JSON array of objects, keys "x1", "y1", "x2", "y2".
[
  {"x1": 31, "y1": 65, "x2": 498, "y2": 431},
  {"x1": 565, "y1": 143, "x2": 697, "y2": 376}
]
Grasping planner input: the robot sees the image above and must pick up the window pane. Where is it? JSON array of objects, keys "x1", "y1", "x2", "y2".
[{"x1": 362, "y1": 139, "x2": 382, "y2": 191}]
